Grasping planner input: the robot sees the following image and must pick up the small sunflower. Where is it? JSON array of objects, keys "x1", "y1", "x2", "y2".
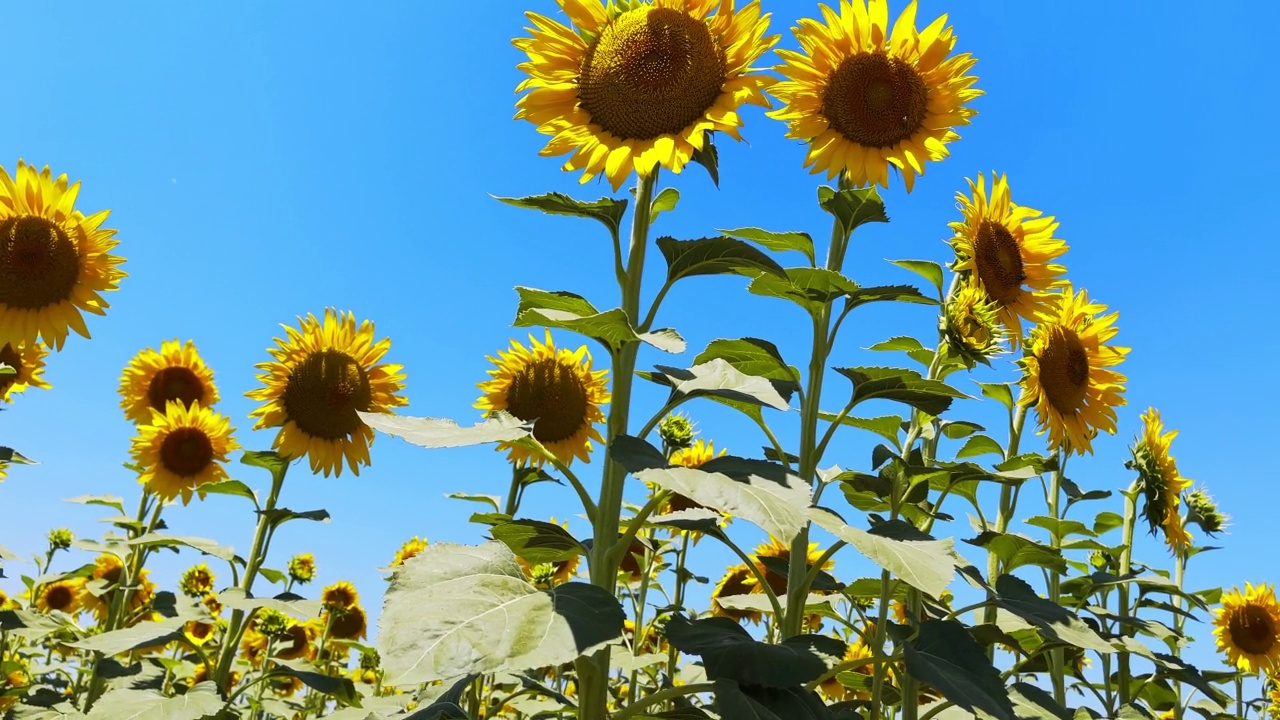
[
  {"x1": 391, "y1": 536, "x2": 429, "y2": 567},
  {"x1": 711, "y1": 563, "x2": 761, "y2": 624},
  {"x1": 949, "y1": 173, "x2": 1068, "y2": 344},
  {"x1": 514, "y1": 0, "x2": 779, "y2": 191},
  {"x1": 240, "y1": 626, "x2": 269, "y2": 668},
  {"x1": 274, "y1": 621, "x2": 318, "y2": 662},
  {"x1": 183, "y1": 620, "x2": 216, "y2": 647},
  {"x1": 0, "y1": 342, "x2": 51, "y2": 403},
  {"x1": 1018, "y1": 285, "x2": 1128, "y2": 455},
  {"x1": 131, "y1": 401, "x2": 238, "y2": 505},
  {"x1": 321, "y1": 581, "x2": 360, "y2": 610},
  {"x1": 1214, "y1": 583, "x2": 1280, "y2": 674},
  {"x1": 0, "y1": 161, "x2": 126, "y2": 349},
  {"x1": 819, "y1": 638, "x2": 873, "y2": 701},
  {"x1": 84, "y1": 553, "x2": 155, "y2": 623},
  {"x1": 270, "y1": 675, "x2": 305, "y2": 698},
  {"x1": 750, "y1": 537, "x2": 835, "y2": 597},
  {"x1": 476, "y1": 331, "x2": 610, "y2": 467},
  {"x1": 288, "y1": 553, "x2": 317, "y2": 584},
  {"x1": 119, "y1": 339, "x2": 220, "y2": 425},
  {"x1": 325, "y1": 604, "x2": 368, "y2": 641},
  {"x1": 36, "y1": 578, "x2": 84, "y2": 615},
  {"x1": 942, "y1": 282, "x2": 1007, "y2": 364},
  {"x1": 179, "y1": 564, "x2": 217, "y2": 597},
  {"x1": 247, "y1": 309, "x2": 408, "y2": 477},
  {"x1": 769, "y1": 0, "x2": 981, "y2": 190},
  {"x1": 1131, "y1": 408, "x2": 1194, "y2": 554}
]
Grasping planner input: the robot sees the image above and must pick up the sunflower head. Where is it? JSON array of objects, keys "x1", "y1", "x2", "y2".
[
  {"x1": 1185, "y1": 486, "x2": 1228, "y2": 536},
  {"x1": 658, "y1": 412, "x2": 697, "y2": 450},
  {"x1": 949, "y1": 173, "x2": 1068, "y2": 345},
  {"x1": 476, "y1": 331, "x2": 610, "y2": 468},
  {"x1": 1214, "y1": 583, "x2": 1280, "y2": 674},
  {"x1": 0, "y1": 161, "x2": 126, "y2": 349},
  {"x1": 1130, "y1": 407, "x2": 1194, "y2": 554},
  {"x1": 131, "y1": 401, "x2": 239, "y2": 505},
  {"x1": 750, "y1": 537, "x2": 834, "y2": 597},
  {"x1": 325, "y1": 604, "x2": 368, "y2": 641},
  {"x1": 179, "y1": 564, "x2": 216, "y2": 597},
  {"x1": 247, "y1": 309, "x2": 408, "y2": 477},
  {"x1": 183, "y1": 620, "x2": 216, "y2": 647},
  {"x1": 391, "y1": 536, "x2": 429, "y2": 567},
  {"x1": 769, "y1": 0, "x2": 981, "y2": 190},
  {"x1": 515, "y1": 0, "x2": 779, "y2": 190},
  {"x1": 322, "y1": 581, "x2": 360, "y2": 610},
  {"x1": 119, "y1": 339, "x2": 220, "y2": 425},
  {"x1": 288, "y1": 553, "x2": 317, "y2": 584},
  {"x1": 819, "y1": 638, "x2": 873, "y2": 702},
  {"x1": 274, "y1": 620, "x2": 317, "y2": 662},
  {"x1": 942, "y1": 283, "x2": 1007, "y2": 366},
  {"x1": 0, "y1": 342, "x2": 51, "y2": 403},
  {"x1": 270, "y1": 675, "x2": 305, "y2": 698},
  {"x1": 1018, "y1": 285, "x2": 1128, "y2": 455},
  {"x1": 36, "y1": 578, "x2": 85, "y2": 615},
  {"x1": 46, "y1": 527, "x2": 73, "y2": 552},
  {"x1": 711, "y1": 563, "x2": 761, "y2": 624}
]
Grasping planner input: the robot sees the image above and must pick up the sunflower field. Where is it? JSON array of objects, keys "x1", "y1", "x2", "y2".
[{"x1": 2, "y1": 1, "x2": 1278, "y2": 719}]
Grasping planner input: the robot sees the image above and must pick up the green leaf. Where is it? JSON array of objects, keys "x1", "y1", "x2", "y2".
[
  {"x1": 68, "y1": 618, "x2": 186, "y2": 655},
  {"x1": 844, "y1": 285, "x2": 936, "y2": 309},
  {"x1": 956, "y1": 435, "x2": 1004, "y2": 459},
  {"x1": 512, "y1": 287, "x2": 685, "y2": 353},
  {"x1": 241, "y1": 450, "x2": 290, "y2": 479},
  {"x1": 275, "y1": 659, "x2": 363, "y2": 706},
  {"x1": 65, "y1": 495, "x2": 126, "y2": 515},
  {"x1": 494, "y1": 192, "x2": 628, "y2": 237},
  {"x1": 976, "y1": 381, "x2": 1015, "y2": 411},
  {"x1": 10, "y1": 703, "x2": 89, "y2": 720},
  {"x1": 1009, "y1": 681, "x2": 1071, "y2": 719},
  {"x1": 0, "y1": 545, "x2": 18, "y2": 561},
  {"x1": 964, "y1": 532, "x2": 1067, "y2": 574},
  {"x1": 217, "y1": 588, "x2": 322, "y2": 619},
  {"x1": 817, "y1": 414, "x2": 903, "y2": 450},
  {"x1": 818, "y1": 185, "x2": 889, "y2": 238},
  {"x1": 650, "y1": 187, "x2": 680, "y2": 222},
  {"x1": 199, "y1": 479, "x2": 258, "y2": 507},
  {"x1": 127, "y1": 533, "x2": 236, "y2": 562},
  {"x1": 0, "y1": 447, "x2": 35, "y2": 465},
  {"x1": 379, "y1": 541, "x2": 624, "y2": 685},
  {"x1": 262, "y1": 508, "x2": 331, "y2": 526},
  {"x1": 614, "y1": 437, "x2": 811, "y2": 541},
  {"x1": 651, "y1": 359, "x2": 794, "y2": 410},
  {"x1": 865, "y1": 336, "x2": 934, "y2": 367},
  {"x1": 447, "y1": 493, "x2": 503, "y2": 513},
  {"x1": 994, "y1": 575, "x2": 1113, "y2": 653},
  {"x1": 658, "y1": 236, "x2": 788, "y2": 285},
  {"x1": 666, "y1": 616, "x2": 844, "y2": 687},
  {"x1": 258, "y1": 567, "x2": 286, "y2": 586},
  {"x1": 809, "y1": 508, "x2": 957, "y2": 597},
  {"x1": 1025, "y1": 516, "x2": 1097, "y2": 540},
  {"x1": 719, "y1": 227, "x2": 816, "y2": 266},
  {"x1": 748, "y1": 267, "x2": 860, "y2": 316},
  {"x1": 1093, "y1": 511, "x2": 1125, "y2": 535},
  {"x1": 359, "y1": 411, "x2": 532, "y2": 449},
  {"x1": 902, "y1": 620, "x2": 1013, "y2": 720},
  {"x1": 835, "y1": 366, "x2": 970, "y2": 416},
  {"x1": 490, "y1": 520, "x2": 585, "y2": 564},
  {"x1": 694, "y1": 337, "x2": 802, "y2": 386},
  {"x1": 888, "y1": 259, "x2": 945, "y2": 297},
  {"x1": 691, "y1": 135, "x2": 719, "y2": 187},
  {"x1": 713, "y1": 679, "x2": 831, "y2": 720},
  {"x1": 84, "y1": 684, "x2": 223, "y2": 720}
]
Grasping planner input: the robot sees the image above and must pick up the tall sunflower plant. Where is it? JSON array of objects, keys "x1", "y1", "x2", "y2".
[{"x1": 2, "y1": 2, "x2": 1278, "y2": 720}]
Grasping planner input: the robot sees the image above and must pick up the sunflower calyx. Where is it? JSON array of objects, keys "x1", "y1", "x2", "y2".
[
  {"x1": 658, "y1": 413, "x2": 696, "y2": 450},
  {"x1": 254, "y1": 608, "x2": 293, "y2": 638},
  {"x1": 942, "y1": 284, "x2": 1007, "y2": 368},
  {"x1": 1130, "y1": 443, "x2": 1173, "y2": 535},
  {"x1": 1185, "y1": 486, "x2": 1228, "y2": 535},
  {"x1": 47, "y1": 528, "x2": 73, "y2": 552}
]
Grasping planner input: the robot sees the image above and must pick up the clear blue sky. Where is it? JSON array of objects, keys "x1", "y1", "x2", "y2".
[{"x1": 2, "y1": 0, "x2": 1276, "y2": 688}]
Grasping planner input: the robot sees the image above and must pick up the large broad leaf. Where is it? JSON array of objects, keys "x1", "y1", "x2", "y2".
[
  {"x1": 657, "y1": 236, "x2": 787, "y2": 284},
  {"x1": 844, "y1": 285, "x2": 935, "y2": 310},
  {"x1": 748, "y1": 267, "x2": 860, "y2": 316},
  {"x1": 126, "y1": 533, "x2": 236, "y2": 562},
  {"x1": 889, "y1": 259, "x2": 945, "y2": 297},
  {"x1": 818, "y1": 186, "x2": 889, "y2": 238},
  {"x1": 652, "y1": 359, "x2": 793, "y2": 410},
  {"x1": 902, "y1": 620, "x2": 1013, "y2": 720},
  {"x1": 378, "y1": 541, "x2": 624, "y2": 686},
  {"x1": 490, "y1": 520, "x2": 584, "y2": 564},
  {"x1": 275, "y1": 659, "x2": 363, "y2": 707},
  {"x1": 614, "y1": 437, "x2": 810, "y2": 541},
  {"x1": 719, "y1": 227, "x2": 816, "y2": 266},
  {"x1": 714, "y1": 679, "x2": 832, "y2": 720},
  {"x1": 1009, "y1": 681, "x2": 1071, "y2": 719},
  {"x1": 495, "y1": 192, "x2": 627, "y2": 236},
  {"x1": 84, "y1": 684, "x2": 223, "y2": 720},
  {"x1": 808, "y1": 508, "x2": 956, "y2": 597},
  {"x1": 694, "y1": 337, "x2": 802, "y2": 386},
  {"x1": 218, "y1": 588, "x2": 322, "y2": 620},
  {"x1": 68, "y1": 618, "x2": 186, "y2": 655},
  {"x1": 835, "y1": 367, "x2": 969, "y2": 416},
  {"x1": 358, "y1": 411, "x2": 532, "y2": 449},
  {"x1": 512, "y1": 287, "x2": 685, "y2": 353},
  {"x1": 665, "y1": 616, "x2": 845, "y2": 687},
  {"x1": 965, "y1": 532, "x2": 1068, "y2": 574},
  {"x1": 994, "y1": 575, "x2": 1112, "y2": 653}
]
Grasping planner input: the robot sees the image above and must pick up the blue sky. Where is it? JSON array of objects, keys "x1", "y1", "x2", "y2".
[{"x1": 2, "y1": 0, "x2": 1276, "y2": 695}]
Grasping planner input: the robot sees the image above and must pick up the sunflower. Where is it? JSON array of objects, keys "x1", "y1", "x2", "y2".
[
  {"x1": 83, "y1": 553, "x2": 156, "y2": 623},
  {"x1": 750, "y1": 537, "x2": 835, "y2": 597},
  {"x1": 942, "y1": 282, "x2": 1006, "y2": 364},
  {"x1": 0, "y1": 342, "x2": 51, "y2": 402},
  {"x1": 949, "y1": 173, "x2": 1068, "y2": 344},
  {"x1": 1214, "y1": 583, "x2": 1280, "y2": 673},
  {"x1": 247, "y1": 309, "x2": 407, "y2": 478},
  {"x1": 183, "y1": 620, "x2": 216, "y2": 647},
  {"x1": 131, "y1": 401, "x2": 238, "y2": 505},
  {"x1": 275, "y1": 621, "x2": 318, "y2": 662},
  {"x1": 1132, "y1": 408, "x2": 1194, "y2": 554},
  {"x1": 288, "y1": 553, "x2": 317, "y2": 585},
  {"x1": 514, "y1": 0, "x2": 778, "y2": 191},
  {"x1": 35, "y1": 578, "x2": 84, "y2": 615},
  {"x1": 270, "y1": 675, "x2": 305, "y2": 698},
  {"x1": 179, "y1": 564, "x2": 217, "y2": 597},
  {"x1": 819, "y1": 637, "x2": 873, "y2": 702},
  {"x1": 391, "y1": 536, "x2": 429, "y2": 567},
  {"x1": 657, "y1": 439, "x2": 730, "y2": 526},
  {"x1": 711, "y1": 563, "x2": 761, "y2": 624},
  {"x1": 769, "y1": 0, "x2": 981, "y2": 190},
  {"x1": 321, "y1": 581, "x2": 360, "y2": 610},
  {"x1": 0, "y1": 161, "x2": 126, "y2": 349},
  {"x1": 240, "y1": 626, "x2": 269, "y2": 668},
  {"x1": 119, "y1": 339, "x2": 220, "y2": 425},
  {"x1": 325, "y1": 604, "x2": 368, "y2": 641},
  {"x1": 1018, "y1": 285, "x2": 1128, "y2": 455},
  {"x1": 476, "y1": 331, "x2": 610, "y2": 467}
]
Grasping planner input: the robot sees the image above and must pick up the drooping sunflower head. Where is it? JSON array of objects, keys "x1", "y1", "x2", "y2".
[
  {"x1": 0, "y1": 161, "x2": 126, "y2": 350},
  {"x1": 1185, "y1": 485, "x2": 1229, "y2": 536},
  {"x1": 1214, "y1": 583, "x2": 1280, "y2": 674},
  {"x1": 476, "y1": 331, "x2": 610, "y2": 467},
  {"x1": 769, "y1": 0, "x2": 981, "y2": 190},
  {"x1": 514, "y1": 0, "x2": 778, "y2": 191},
  {"x1": 750, "y1": 537, "x2": 834, "y2": 597},
  {"x1": 274, "y1": 621, "x2": 318, "y2": 662},
  {"x1": 322, "y1": 581, "x2": 360, "y2": 611},
  {"x1": 247, "y1": 309, "x2": 408, "y2": 478},
  {"x1": 36, "y1": 578, "x2": 84, "y2": 615},
  {"x1": 711, "y1": 563, "x2": 761, "y2": 624},
  {"x1": 391, "y1": 536, "x2": 429, "y2": 567},
  {"x1": 131, "y1": 401, "x2": 239, "y2": 505},
  {"x1": 1018, "y1": 285, "x2": 1128, "y2": 455},
  {"x1": 949, "y1": 173, "x2": 1068, "y2": 344},
  {"x1": 1130, "y1": 407, "x2": 1194, "y2": 554},
  {"x1": 179, "y1": 564, "x2": 217, "y2": 597},
  {"x1": 0, "y1": 342, "x2": 51, "y2": 403},
  {"x1": 325, "y1": 604, "x2": 368, "y2": 641},
  {"x1": 942, "y1": 282, "x2": 1007, "y2": 366},
  {"x1": 288, "y1": 553, "x2": 317, "y2": 584},
  {"x1": 119, "y1": 339, "x2": 220, "y2": 425}
]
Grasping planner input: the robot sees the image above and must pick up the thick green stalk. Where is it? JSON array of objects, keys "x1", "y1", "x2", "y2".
[
  {"x1": 579, "y1": 170, "x2": 658, "y2": 720},
  {"x1": 1117, "y1": 480, "x2": 1139, "y2": 707},
  {"x1": 1046, "y1": 455, "x2": 1067, "y2": 706},
  {"x1": 982, "y1": 403, "x2": 1027, "y2": 644},
  {"x1": 1172, "y1": 548, "x2": 1187, "y2": 719}
]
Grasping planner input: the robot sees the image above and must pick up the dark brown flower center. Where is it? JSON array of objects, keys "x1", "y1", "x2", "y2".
[
  {"x1": 822, "y1": 53, "x2": 929, "y2": 148},
  {"x1": 147, "y1": 366, "x2": 204, "y2": 414},
  {"x1": 44, "y1": 584, "x2": 75, "y2": 611},
  {"x1": 578, "y1": 7, "x2": 727, "y2": 140},
  {"x1": 1038, "y1": 326, "x2": 1090, "y2": 415},
  {"x1": 327, "y1": 607, "x2": 366, "y2": 640},
  {"x1": 0, "y1": 216, "x2": 80, "y2": 310},
  {"x1": 0, "y1": 344, "x2": 22, "y2": 395},
  {"x1": 160, "y1": 427, "x2": 215, "y2": 476},
  {"x1": 504, "y1": 357, "x2": 589, "y2": 445},
  {"x1": 283, "y1": 351, "x2": 371, "y2": 440},
  {"x1": 1229, "y1": 604, "x2": 1276, "y2": 655},
  {"x1": 974, "y1": 222, "x2": 1026, "y2": 304}
]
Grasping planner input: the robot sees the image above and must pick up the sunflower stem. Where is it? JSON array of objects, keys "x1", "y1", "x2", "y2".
[
  {"x1": 1047, "y1": 451, "x2": 1068, "y2": 706},
  {"x1": 1172, "y1": 546, "x2": 1187, "y2": 720},
  {"x1": 1117, "y1": 479, "x2": 1139, "y2": 708},
  {"x1": 983, "y1": 402, "x2": 1027, "y2": 654}
]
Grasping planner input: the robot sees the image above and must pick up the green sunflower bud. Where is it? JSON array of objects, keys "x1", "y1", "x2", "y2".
[
  {"x1": 658, "y1": 413, "x2": 696, "y2": 450},
  {"x1": 254, "y1": 608, "x2": 292, "y2": 638},
  {"x1": 1185, "y1": 486, "x2": 1227, "y2": 535},
  {"x1": 287, "y1": 553, "x2": 316, "y2": 584},
  {"x1": 359, "y1": 648, "x2": 381, "y2": 671},
  {"x1": 942, "y1": 284, "x2": 1007, "y2": 368},
  {"x1": 47, "y1": 528, "x2": 73, "y2": 552}
]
